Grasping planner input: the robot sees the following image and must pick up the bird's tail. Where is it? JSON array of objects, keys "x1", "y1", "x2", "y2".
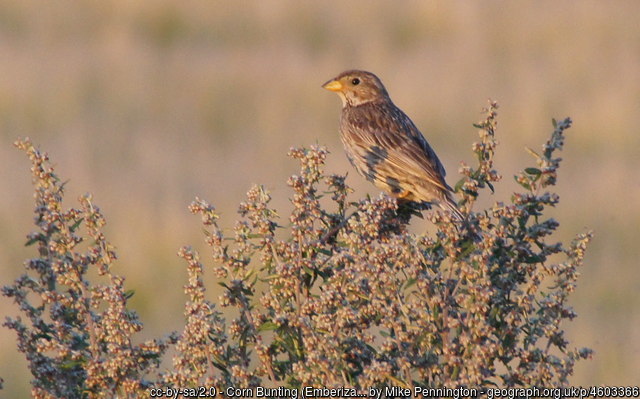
[{"x1": 440, "y1": 195, "x2": 464, "y2": 221}]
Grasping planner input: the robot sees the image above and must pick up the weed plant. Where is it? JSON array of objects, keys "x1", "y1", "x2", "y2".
[{"x1": 3, "y1": 102, "x2": 592, "y2": 397}]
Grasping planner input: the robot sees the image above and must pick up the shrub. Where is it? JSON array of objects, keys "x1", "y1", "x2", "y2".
[{"x1": 3, "y1": 102, "x2": 592, "y2": 397}]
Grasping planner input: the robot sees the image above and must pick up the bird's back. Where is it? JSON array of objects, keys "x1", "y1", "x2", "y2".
[{"x1": 340, "y1": 99, "x2": 453, "y2": 204}]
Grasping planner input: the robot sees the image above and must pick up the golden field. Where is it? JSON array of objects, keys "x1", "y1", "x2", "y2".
[{"x1": 1, "y1": 1, "x2": 638, "y2": 394}]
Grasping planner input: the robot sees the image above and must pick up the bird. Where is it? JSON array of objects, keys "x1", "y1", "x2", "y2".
[{"x1": 322, "y1": 70, "x2": 463, "y2": 220}]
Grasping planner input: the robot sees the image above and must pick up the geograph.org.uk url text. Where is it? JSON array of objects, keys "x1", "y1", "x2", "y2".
[
  {"x1": 481, "y1": 386, "x2": 639, "y2": 399},
  {"x1": 148, "y1": 385, "x2": 640, "y2": 399}
]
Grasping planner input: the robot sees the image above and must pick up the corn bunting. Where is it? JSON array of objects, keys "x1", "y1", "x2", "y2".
[{"x1": 323, "y1": 70, "x2": 462, "y2": 220}]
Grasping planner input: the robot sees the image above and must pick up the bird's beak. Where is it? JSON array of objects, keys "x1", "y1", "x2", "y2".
[{"x1": 322, "y1": 79, "x2": 343, "y2": 92}]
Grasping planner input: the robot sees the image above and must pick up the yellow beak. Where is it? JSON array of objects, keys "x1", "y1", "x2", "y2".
[{"x1": 322, "y1": 79, "x2": 343, "y2": 92}]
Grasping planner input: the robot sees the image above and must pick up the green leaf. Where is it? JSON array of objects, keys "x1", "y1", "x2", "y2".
[
  {"x1": 489, "y1": 307, "x2": 499, "y2": 321},
  {"x1": 458, "y1": 241, "x2": 475, "y2": 258},
  {"x1": 514, "y1": 175, "x2": 531, "y2": 191},
  {"x1": 314, "y1": 247, "x2": 333, "y2": 256},
  {"x1": 69, "y1": 218, "x2": 83, "y2": 232},
  {"x1": 244, "y1": 269, "x2": 256, "y2": 281},
  {"x1": 552, "y1": 118, "x2": 557, "y2": 128},
  {"x1": 404, "y1": 278, "x2": 417, "y2": 290},
  {"x1": 260, "y1": 274, "x2": 282, "y2": 281},
  {"x1": 315, "y1": 268, "x2": 331, "y2": 279},
  {"x1": 487, "y1": 181, "x2": 495, "y2": 193},
  {"x1": 211, "y1": 360, "x2": 228, "y2": 373},
  {"x1": 258, "y1": 321, "x2": 278, "y2": 332},
  {"x1": 451, "y1": 365, "x2": 460, "y2": 380},
  {"x1": 61, "y1": 359, "x2": 85, "y2": 370},
  {"x1": 525, "y1": 167, "x2": 542, "y2": 176},
  {"x1": 524, "y1": 254, "x2": 545, "y2": 264},
  {"x1": 25, "y1": 234, "x2": 44, "y2": 246},
  {"x1": 454, "y1": 178, "x2": 466, "y2": 192}
]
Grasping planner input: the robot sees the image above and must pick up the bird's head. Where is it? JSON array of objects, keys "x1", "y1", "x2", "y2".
[{"x1": 322, "y1": 70, "x2": 390, "y2": 107}]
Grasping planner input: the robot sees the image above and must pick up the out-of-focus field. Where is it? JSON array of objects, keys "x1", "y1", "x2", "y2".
[{"x1": 1, "y1": 1, "x2": 638, "y2": 394}]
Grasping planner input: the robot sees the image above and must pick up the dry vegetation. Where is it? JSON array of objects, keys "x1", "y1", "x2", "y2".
[{"x1": 3, "y1": 104, "x2": 594, "y2": 396}]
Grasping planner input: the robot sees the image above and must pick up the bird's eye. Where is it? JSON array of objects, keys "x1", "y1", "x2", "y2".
[{"x1": 351, "y1": 78, "x2": 360, "y2": 85}]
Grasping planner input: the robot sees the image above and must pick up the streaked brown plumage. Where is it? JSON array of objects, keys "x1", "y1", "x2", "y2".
[{"x1": 322, "y1": 70, "x2": 463, "y2": 220}]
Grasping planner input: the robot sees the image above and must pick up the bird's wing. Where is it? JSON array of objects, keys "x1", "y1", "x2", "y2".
[{"x1": 343, "y1": 103, "x2": 452, "y2": 193}]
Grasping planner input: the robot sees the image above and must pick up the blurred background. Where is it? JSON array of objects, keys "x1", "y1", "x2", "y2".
[{"x1": 1, "y1": 1, "x2": 638, "y2": 394}]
